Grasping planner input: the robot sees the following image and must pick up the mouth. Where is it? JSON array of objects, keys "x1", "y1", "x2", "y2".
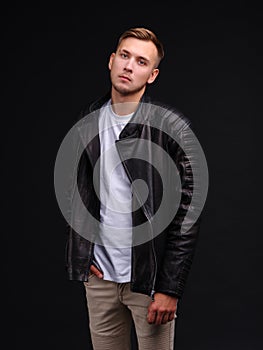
[{"x1": 119, "y1": 75, "x2": 131, "y2": 82}]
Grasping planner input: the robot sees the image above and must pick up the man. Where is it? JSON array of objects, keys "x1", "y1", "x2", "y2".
[{"x1": 65, "y1": 27, "x2": 201, "y2": 350}]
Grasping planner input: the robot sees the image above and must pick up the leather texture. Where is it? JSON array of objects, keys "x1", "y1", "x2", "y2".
[{"x1": 65, "y1": 92, "x2": 201, "y2": 298}]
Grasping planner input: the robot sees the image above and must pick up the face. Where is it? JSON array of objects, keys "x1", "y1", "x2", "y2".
[{"x1": 108, "y1": 37, "x2": 159, "y2": 97}]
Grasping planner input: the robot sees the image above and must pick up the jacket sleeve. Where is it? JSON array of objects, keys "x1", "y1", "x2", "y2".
[
  {"x1": 64, "y1": 107, "x2": 92, "y2": 281},
  {"x1": 154, "y1": 120, "x2": 202, "y2": 299}
]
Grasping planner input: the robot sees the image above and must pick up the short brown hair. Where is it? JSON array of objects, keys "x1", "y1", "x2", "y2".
[{"x1": 116, "y1": 27, "x2": 164, "y2": 66}]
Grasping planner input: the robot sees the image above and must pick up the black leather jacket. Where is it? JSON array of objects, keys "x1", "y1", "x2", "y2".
[{"x1": 65, "y1": 92, "x2": 201, "y2": 299}]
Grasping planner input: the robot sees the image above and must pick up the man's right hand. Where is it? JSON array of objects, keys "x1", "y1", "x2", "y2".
[{"x1": 89, "y1": 264, "x2": 103, "y2": 279}]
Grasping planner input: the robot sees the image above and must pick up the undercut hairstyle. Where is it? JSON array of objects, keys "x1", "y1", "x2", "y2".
[{"x1": 116, "y1": 27, "x2": 164, "y2": 67}]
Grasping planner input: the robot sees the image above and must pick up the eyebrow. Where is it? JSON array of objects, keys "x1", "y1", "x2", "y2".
[{"x1": 119, "y1": 49, "x2": 150, "y2": 63}]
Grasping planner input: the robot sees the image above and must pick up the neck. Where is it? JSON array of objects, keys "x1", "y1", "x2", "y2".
[{"x1": 110, "y1": 87, "x2": 145, "y2": 116}]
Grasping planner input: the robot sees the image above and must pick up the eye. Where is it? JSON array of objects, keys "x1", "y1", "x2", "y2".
[
  {"x1": 121, "y1": 53, "x2": 128, "y2": 59},
  {"x1": 138, "y1": 59, "x2": 146, "y2": 66}
]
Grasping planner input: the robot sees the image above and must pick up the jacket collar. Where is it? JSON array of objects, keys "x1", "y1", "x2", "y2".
[
  {"x1": 87, "y1": 91, "x2": 153, "y2": 139},
  {"x1": 88, "y1": 90, "x2": 152, "y2": 113}
]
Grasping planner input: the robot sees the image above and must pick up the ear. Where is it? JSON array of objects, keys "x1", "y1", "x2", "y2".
[
  {"x1": 147, "y1": 68, "x2": 159, "y2": 84},
  {"x1": 108, "y1": 53, "x2": 115, "y2": 70}
]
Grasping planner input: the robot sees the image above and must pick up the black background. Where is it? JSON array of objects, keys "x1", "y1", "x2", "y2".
[{"x1": 5, "y1": 1, "x2": 262, "y2": 349}]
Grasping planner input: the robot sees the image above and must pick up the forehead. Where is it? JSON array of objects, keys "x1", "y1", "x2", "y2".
[{"x1": 117, "y1": 37, "x2": 158, "y2": 62}]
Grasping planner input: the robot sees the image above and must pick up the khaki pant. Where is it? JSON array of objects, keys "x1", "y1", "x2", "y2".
[{"x1": 84, "y1": 275, "x2": 175, "y2": 350}]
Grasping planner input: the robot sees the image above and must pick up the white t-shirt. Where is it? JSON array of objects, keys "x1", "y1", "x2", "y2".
[{"x1": 93, "y1": 100, "x2": 134, "y2": 283}]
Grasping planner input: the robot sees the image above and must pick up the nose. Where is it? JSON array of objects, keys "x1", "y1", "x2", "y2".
[{"x1": 124, "y1": 58, "x2": 133, "y2": 72}]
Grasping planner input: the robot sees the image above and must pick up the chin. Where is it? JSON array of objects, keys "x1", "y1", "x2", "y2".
[{"x1": 113, "y1": 84, "x2": 132, "y2": 96}]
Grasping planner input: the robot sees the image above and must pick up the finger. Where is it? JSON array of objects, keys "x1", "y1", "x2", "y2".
[
  {"x1": 147, "y1": 309, "x2": 157, "y2": 324},
  {"x1": 168, "y1": 311, "x2": 177, "y2": 322},
  {"x1": 155, "y1": 311, "x2": 165, "y2": 325},
  {"x1": 161, "y1": 313, "x2": 169, "y2": 324},
  {"x1": 90, "y1": 264, "x2": 103, "y2": 278}
]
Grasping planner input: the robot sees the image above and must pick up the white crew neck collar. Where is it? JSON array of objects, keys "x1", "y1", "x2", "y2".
[{"x1": 108, "y1": 100, "x2": 134, "y2": 121}]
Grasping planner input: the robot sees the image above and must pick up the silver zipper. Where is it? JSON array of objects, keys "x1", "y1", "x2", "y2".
[{"x1": 115, "y1": 139, "x2": 158, "y2": 296}]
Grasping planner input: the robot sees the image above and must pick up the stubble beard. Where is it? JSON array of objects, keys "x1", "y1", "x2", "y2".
[{"x1": 112, "y1": 81, "x2": 146, "y2": 97}]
